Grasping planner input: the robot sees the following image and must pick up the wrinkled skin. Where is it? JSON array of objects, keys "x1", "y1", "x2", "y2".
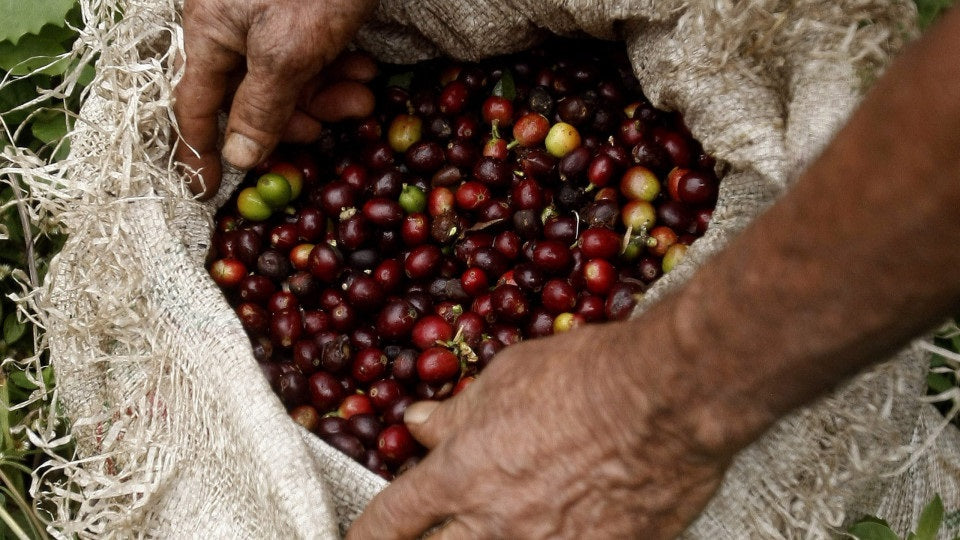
[
  {"x1": 347, "y1": 311, "x2": 731, "y2": 539},
  {"x1": 174, "y1": 0, "x2": 379, "y2": 197}
]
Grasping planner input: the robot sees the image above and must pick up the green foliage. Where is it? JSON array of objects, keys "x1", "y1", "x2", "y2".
[
  {"x1": 385, "y1": 71, "x2": 414, "y2": 92},
  {"x1": 0, "y1": 0, "x2": 76, "y2": 44},
  {"x1": 0, "y1": 31, "x2": 68, "y2": 77},
  {"x1": 0, "y1": 181, "x2": 68, "y2": 540},
  {"x1": 849, "y1": 495, "x2": 959, "y2": 540},
  {"x1": 849, "y1": 521, "x2": 901, "y2": 540},
  {"x1": 0, "y1": 2, "x2": 83, "y2": 538},
  {"x1": 492, "y1": 70, "x2": 516, "y2": 101},
  {"x1": 0, "y1": 79, "x2": 40, "y2": 128},
  {"x1": 915, "y1": 0, "x2": 955, "y2": 29},
  {"x1": 910, "y1": 495, "x2": 945, "y2": 540},
  {"x1": 0, "y1": 9, "x2": 85, "y2": 159}
]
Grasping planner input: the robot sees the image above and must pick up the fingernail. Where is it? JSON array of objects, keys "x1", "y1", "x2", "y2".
[
  {"x1": 222, "y1": 132, "x2": 264, "y2": 169},
  {"x1": 404, "y1": 401, "x2": 440, "y2": 425}
]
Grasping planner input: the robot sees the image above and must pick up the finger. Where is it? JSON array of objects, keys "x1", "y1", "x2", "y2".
[
  {"x1": 326, "y1": 50, "x2": 378, "y2": 82},
  {"x1": 404, "y1": 385, "x2": 478, "y2": 449},
  {"x1": 173, "y1": 21, "x2": 240, "y2": 198},
  {"x1": 302, "y1": 80, "x2": 375, "y2": 122},
  {"x1": 222, "y1": 62, "x2": 314, "y2": 171},
  {"x1": 347, "y1": 457, "x2": 454, "y2": 540},
  {"x1": 281, "y1": 77, "x2": 375, "y2": 142},
  {"x1": 423, "y1": 518, "x2": 479, "y2": 540},
  {"x1": 280, "y1": 111, "x2": 324, "y2": 143}
]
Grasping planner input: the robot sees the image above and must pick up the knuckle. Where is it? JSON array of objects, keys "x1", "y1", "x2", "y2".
[
  {"x1": 247, "y1": 12, "x2": 324, "y2": 78},
  {"x1": 376, "y1": 492, "x2": 414, "y2": 531},
  {"x1": 231, "y1": 104, "x2": 284, "y2": 146},
  {"x1": 234, "y1": 93, "x2": 276, "y2": 126},
  {"x1": 183, "y1": 0, "x2": 242, "y2": 47},
  {"x1": 251, "y1": 41, "x2": 302, "y2": 74}
]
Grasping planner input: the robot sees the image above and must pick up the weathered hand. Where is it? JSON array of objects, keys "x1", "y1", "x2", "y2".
[
  {"x1": 174, "y1": 0, "x2": 379, "y2": 197},
  {"x1": 348, "y1": 312, "x2": 731, "y2": 539}
]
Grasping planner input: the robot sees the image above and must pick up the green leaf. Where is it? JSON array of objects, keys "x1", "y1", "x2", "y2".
[
  {"x1": 4, "y1": 382, "x2": 29, "y2": 404},
  {"x1": 492, "y1": 70, "x2": 516, "y2": 100},
  {"x1": 2, "y1": 314, "x2": 25, "y2": 345},
  {"x1": 950, "y1": 331, "x2": 960, "y2": 356},
  {"x1": 928, "y1": 372, "x2": 955, "y2": 394},
  {"x1": 857, "y1": 516, "x2": 893, "y2": 528},
  {"x1": 0, "y1": 78, "x2": 39, "y2": 125},
  {"x1": 78, "y1": 63, "x2": 96, "y2": 86},
  {"x1": 913, "y1": 494, "x2": 944, "y2": 540},
  {"x1": 36, "y1": 22, "x2": 78, "y2": 46},
  {"x1": 51, "y1": 137, "x2": 72, "y2": 161},
  {"x1": 849, "y1": 521, "x2": 900, "y2": 540},
  {"x1": 31, "y1": 110, "x2": 70, "y2": 144},
  {"x1": 0, "y1": 0, "x2": 76, "y2": 44},
  {"x1": 7, "y1": 371, "x2": 36, "y2": 391},
  {"x1": 386, "y1": 71, "x2": 414, "y2": 91},
  {"x1": 41, "y1": 366, "x2": 54, "y2": 388},
  {"x1": 0, "y1": 33, "x2": 69, "y2": 76}
]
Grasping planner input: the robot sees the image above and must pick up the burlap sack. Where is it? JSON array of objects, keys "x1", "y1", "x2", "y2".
[{"x1": 19, "y1": 0, "x2": 960, "y2": 537}]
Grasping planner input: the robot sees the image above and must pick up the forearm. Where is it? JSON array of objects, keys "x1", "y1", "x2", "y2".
[{"x1": 667, "y1": 7, "x2": 960, "y2": 456}]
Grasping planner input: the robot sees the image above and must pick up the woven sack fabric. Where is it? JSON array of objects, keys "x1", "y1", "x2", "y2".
[{"x1": 27, "y1": 0, "x2": 960, "y2": 537}]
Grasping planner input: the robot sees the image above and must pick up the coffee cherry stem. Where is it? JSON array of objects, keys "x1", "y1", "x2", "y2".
[
  {"x1": 506, "y1": 140, "x2": 520, "y2": 150},
  {"x1": 442, "y1": 326, "x2": 480, "y2": 365},
  {"x1": 540, "y1": 206, "x2": 559, "y2": 224},
  {"x1": 456, "y1": 341, "x2": 479, "y2": 365}
]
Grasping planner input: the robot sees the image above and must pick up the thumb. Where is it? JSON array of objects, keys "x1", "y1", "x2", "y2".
[
  {"x1": 404, "y1": 385, "x2": 478, "y2": 449},
  {"x1": 222, "y1": 65, "x2": 312, "y2": 170}
]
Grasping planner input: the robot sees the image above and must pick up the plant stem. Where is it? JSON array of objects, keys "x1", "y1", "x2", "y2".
[
  {"x1": 7, "y1": 174, "x2": 37, "y2": 289},
  {"x1": 0, "y1": 374, "x2": 12, "y2": 452},
  {"x1": 0, "y1": 502, "x2": 31, "y2": 540},
  {"x1": 0, "y1": 468, "x2": 47, "y2": 539}
]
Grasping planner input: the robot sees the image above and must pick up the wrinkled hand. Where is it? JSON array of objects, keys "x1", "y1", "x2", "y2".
[
  {"x1": 348, "y1": 314, "x2": 732, "y2": 539},
  {"x1": 174, "y1": 0, "x2": 379, "y2": 197}
]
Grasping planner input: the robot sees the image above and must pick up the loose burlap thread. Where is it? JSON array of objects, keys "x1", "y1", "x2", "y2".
[{"x1": 12, "y1": 0, "x2": 960, "y2": 537}]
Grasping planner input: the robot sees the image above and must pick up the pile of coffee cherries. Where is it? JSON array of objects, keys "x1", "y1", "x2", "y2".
[{"x1": 207, "y1": 40, "x2": 720, "y2": 479}]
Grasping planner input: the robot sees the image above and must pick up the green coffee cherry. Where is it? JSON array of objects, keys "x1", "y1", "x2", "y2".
[
  {"x1": 399, "y1": 184, "x2": 427, "y2": 214},
  {"x1": 620, "y1": 235, "x2": 645, "y2": 262},
  {"x1": 237, "y1": 187, "x2": 273, "y2": 221},
  {"x1": 256, "y1": 173, "x2": 293, "y2": 209},
  {"x1": 269, "y1": 163, "x2": 304, "y2": 199},
  {"x1": 662, "y1": 243, "x2": 689, "y2": 273}
]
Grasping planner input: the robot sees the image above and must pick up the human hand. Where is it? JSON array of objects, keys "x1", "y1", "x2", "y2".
[
  {"x1": 347, "y1": 313, "x2": 733, "y2": 539},
  {"x1": 174, "y1": 0, "x2": 379, "y2": 198}
]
